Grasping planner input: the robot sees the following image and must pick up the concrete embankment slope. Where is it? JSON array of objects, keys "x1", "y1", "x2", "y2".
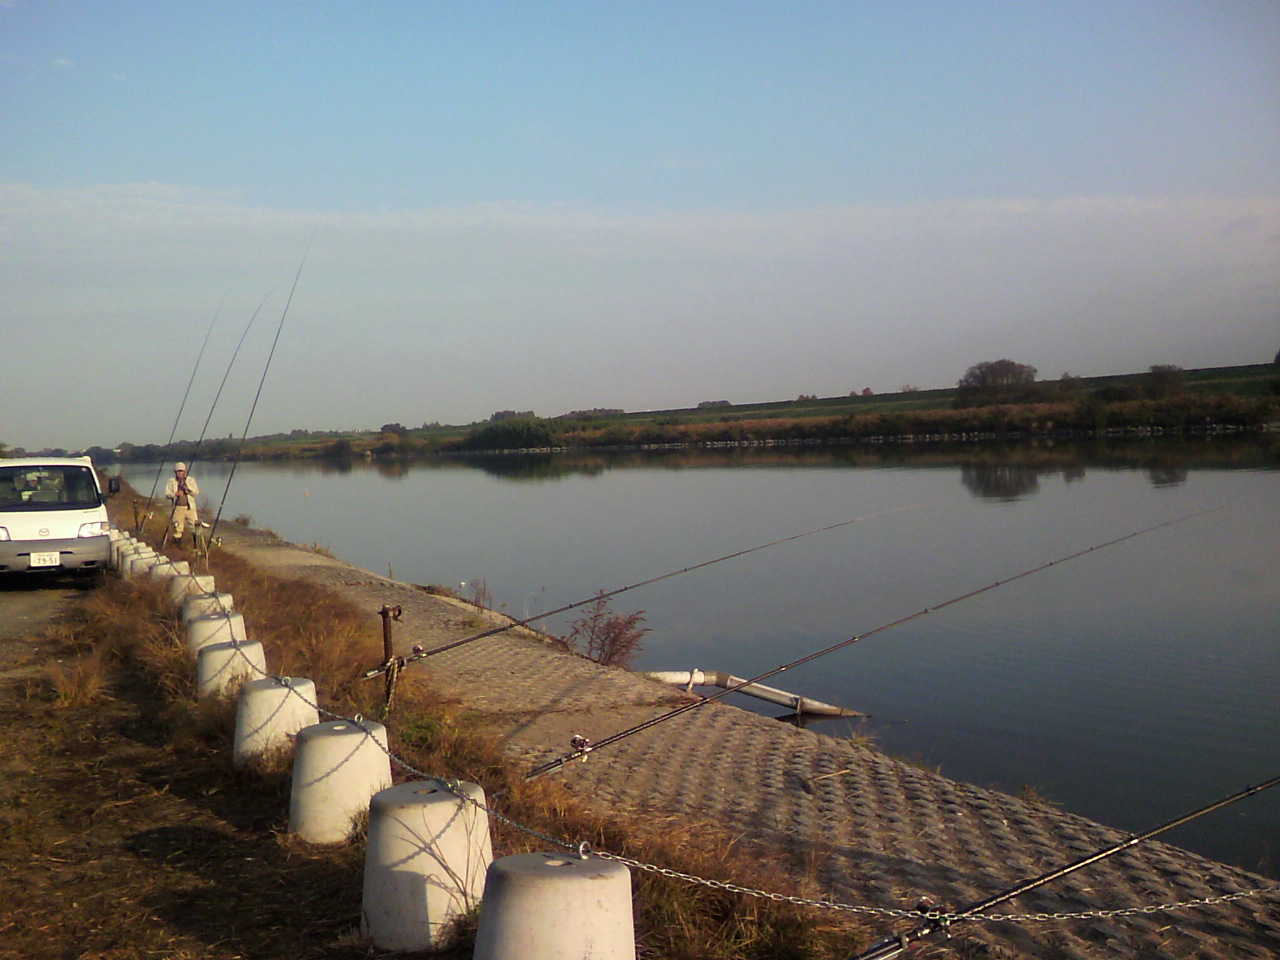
[{"x1": 215, "y1": 523, "x2": 1279, "y2": 960}]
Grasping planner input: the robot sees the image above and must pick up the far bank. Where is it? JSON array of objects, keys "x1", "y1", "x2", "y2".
[{"x1": 73, "y1": 361, "x2": 1280, "y2": 464}]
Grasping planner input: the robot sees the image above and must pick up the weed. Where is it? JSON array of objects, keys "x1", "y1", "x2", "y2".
[
  {"x1": 844, "y1": 720, "x2": 877, "y2": 749},
  {"x1": 465, "y1": 577, "x2": 492, "y2": 610},
  {"x1": 232, "y1": 512, "x2": 255, "y2": 527},
  {"x1": 42, "y1": 621, "x2": 89, "y2": 654},
  {"x1": 418, "y1": 583, "x2": 460, "y2": 598},
  {"x1": 49, "y1": 650, "x2": 110, "y2": 706},
  {"x1": 1017, "y1": 783, "x2": 1060, "y2": 807},
  {"x1": 556, "y1": 592, "x2": 650, "y2": 668},
  {"x1": 898, "y1": 753, "x2": 943, "y2": 775},
  {"x1": 396, "y1": 715, "x2": 442, "y2": 747}
]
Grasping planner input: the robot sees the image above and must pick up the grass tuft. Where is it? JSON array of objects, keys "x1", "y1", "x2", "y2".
[{"x1": 49, "y1": 649, "x2": 111, "y2": 706}]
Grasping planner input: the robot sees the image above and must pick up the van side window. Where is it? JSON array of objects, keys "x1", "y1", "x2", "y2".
[{"x1": 65, "y1": 470, "x2": 98, "y2": 505}]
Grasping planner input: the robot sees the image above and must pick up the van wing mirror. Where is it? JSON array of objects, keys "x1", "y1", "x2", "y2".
[{"x1": 108, "y1": 477, "x2": 121, "y2": 496}]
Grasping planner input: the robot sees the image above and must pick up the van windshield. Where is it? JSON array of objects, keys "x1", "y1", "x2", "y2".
[{"x1": 0, "y1": 465, "x2": 102, "y2": 511}]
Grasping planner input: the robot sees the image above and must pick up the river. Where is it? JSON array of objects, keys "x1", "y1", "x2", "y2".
[{"x1": 120, "y1": 436, "x2": 1280, "y2": 877}]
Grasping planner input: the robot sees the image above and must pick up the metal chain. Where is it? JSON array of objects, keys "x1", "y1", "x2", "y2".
[
  {"x1": 158, "y1": 578, "x2": 1280, "y2": 931},
  {"x1": 964, "y1": 886, "x2": 1280, "y2": 923},
  {"x1": 308, "y1": 688, "x2": 1280, "y2": 926}
]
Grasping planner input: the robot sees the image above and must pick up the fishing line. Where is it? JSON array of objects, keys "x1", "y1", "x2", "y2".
[
  {"x1": 525, "y1": 503, "x2": 1227, "y2": 780},
  {"x1": 848, "y1": 773, "x2": 1280, "y2": 959},
  {"x1": 158, "y1": 287, "x2": 278, "y2": 542},
  {"x1": 207, "y1": 235, "x2": 314, "y2": 546},
  {"x1": 363, "y1": 498, "x2": 939, "y2": 680},
  {"x1": 141, "y1": 297, "x2": 223, "y2": 528},
  {"x1": 190, "y1": 288, "x2": 278, "y2": 462}
]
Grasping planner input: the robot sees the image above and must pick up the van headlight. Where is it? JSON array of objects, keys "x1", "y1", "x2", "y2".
[
  {"x1": 78, "y1": 522, "x2": 108, "y2": 538},
  {"x1": 0, "y1": 527, "x2": 9, "y2": 541}
]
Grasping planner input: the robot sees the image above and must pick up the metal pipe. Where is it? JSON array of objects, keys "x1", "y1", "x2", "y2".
[{"x1": 643, "y1": 669, "x2": 865, "y2": 717}]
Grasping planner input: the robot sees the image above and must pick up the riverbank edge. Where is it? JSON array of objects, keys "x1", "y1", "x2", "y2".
[{"x1": 204, "y1": 519, "x2": 1280, "y2": 960}]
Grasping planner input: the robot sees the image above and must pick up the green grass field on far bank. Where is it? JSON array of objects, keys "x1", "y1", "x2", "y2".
[{"x1": 42, "y1": 360, "x2": 1280, "y2": 463}]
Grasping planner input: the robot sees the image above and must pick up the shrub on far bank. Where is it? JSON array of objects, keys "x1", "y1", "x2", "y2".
[{"x1": 454, "y1": 417, "x2": 556, "y2": 451}]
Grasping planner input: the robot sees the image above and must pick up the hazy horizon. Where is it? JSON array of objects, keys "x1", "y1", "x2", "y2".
[{"x1": 10, "y1": 355, "x2": 1274, "y2": 455}]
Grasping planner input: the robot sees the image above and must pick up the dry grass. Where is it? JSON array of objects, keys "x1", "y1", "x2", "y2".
[
  {"x1": 48, "y1": 648, "x2": 112, "y2": 706},
  {"x1": 0, "y1": 504, "x2": 906, "y2": 960}
]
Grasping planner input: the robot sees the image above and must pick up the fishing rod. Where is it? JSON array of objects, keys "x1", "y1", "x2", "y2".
[
  {"x1": 362, "y1": 499, "x2": 938, "y2": 681},
  {"x1": 524, "y1": 504, "x2": 1226, "y2": 780},
  {"x1": 847, "y1": 774, "x2": 1280, "y2": 959},
  {"x1": 159, "y1": 287, "x2": 278, "y2": 547},
  {"x1": 206, "y1": 236, "x2": 313, "y2": 548},
  {"x1": 140, "y1": 298, "x2": 223, "y2": 530}
]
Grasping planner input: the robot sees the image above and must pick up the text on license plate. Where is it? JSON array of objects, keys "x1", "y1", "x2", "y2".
[{"x1": 30, "y1": 551, "x2": 61, "y2": 567}]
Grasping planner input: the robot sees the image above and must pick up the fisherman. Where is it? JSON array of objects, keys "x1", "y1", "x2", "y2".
[{"x1": 164, "y1": 462, "x2": 201, "y2": 546}]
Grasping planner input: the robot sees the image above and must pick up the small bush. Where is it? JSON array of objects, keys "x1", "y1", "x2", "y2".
[{"x1": 556, "y1": 593, "x2": 650, "y2": 668}]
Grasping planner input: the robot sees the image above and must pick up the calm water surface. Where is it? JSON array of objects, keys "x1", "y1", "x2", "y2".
[{"x1": 122, "y1": 439, "x2": 1279, "y2": 876}]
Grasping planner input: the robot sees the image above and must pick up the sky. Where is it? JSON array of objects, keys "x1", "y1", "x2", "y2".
[{"x1": 2, "y1": 0, "x2": 1278, "y2": 451}]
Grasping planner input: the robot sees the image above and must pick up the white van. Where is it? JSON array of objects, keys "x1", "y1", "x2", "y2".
[{"x1": 0, "y1": 457, "x2": 120, "y2": 574}]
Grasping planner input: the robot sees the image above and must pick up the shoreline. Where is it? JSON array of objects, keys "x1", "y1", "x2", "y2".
[{"x1": 209, "y1": 519, "x2": 1280, "y2": 960}]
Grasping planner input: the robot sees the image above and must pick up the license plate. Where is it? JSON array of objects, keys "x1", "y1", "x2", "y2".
[{"x1": 30, "y1": 551, "x2": 60, "y2": 567}]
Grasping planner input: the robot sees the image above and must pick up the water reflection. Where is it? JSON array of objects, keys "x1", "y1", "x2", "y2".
[
  {"x1": 456, "y1": 453, "x2": 606, "y2": 481},
  {"x1": 959, "y1": 463, "x2": 1041, "y2": 501},
  {"x1": 312, "y1": 433, "x2": 1276, "y2": 493},
  {"x1": 1147, "y1": 464, "x2": 1189, "y2": 487},
  {"x1": 958, "y1": 457, "x2": 1189, "y2": 500}
]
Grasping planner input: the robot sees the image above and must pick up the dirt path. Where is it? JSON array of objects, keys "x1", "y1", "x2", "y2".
[{"x1": 0, "y1": 573, "x2": 100, "y2": 678}]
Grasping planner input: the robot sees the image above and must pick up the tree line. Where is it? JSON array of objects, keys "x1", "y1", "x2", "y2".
[
  {"x1": 953, "y1": 359, "x2": 1194, "y2": 408},
  {"x1": 5, "y1": 356, "x2": 1276, "y2": 461}
]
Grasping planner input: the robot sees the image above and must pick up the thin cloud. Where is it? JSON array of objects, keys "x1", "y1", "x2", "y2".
[
  {"x1": 3, "y1": 182, "x2": 1277, "y2": 448},
  {"x1": 1220, "y1": 215, "x2": 1261, "y2": 237}
]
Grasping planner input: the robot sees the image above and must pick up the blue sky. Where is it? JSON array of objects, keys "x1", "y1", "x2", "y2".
[{"x1": 2, "y1": 0, "x2": 1278, "y2": 450}]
